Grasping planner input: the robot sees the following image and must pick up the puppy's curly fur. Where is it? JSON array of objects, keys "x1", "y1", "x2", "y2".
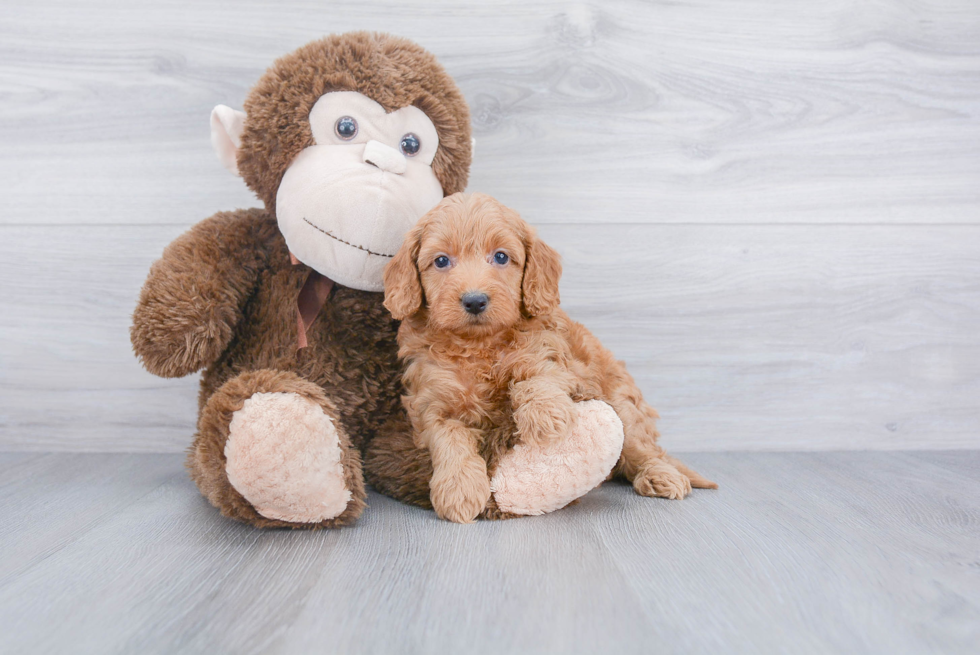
[{"x1": 384, "y1": 193, "x2": 717, "y2": 522}]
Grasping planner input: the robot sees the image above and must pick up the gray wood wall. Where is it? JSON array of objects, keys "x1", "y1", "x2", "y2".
[{"x1": 1, "y1": 0, "x2": 978, "y2": 452}]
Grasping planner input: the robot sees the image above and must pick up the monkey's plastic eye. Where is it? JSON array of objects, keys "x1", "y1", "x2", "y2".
[
  {"x1": 400, "y1": 133, "x2": 420, "y2": 156},
  {"x1": 434, "y1": 255, "x2": 451, "y2": 269},
  {"x1": 493, "y1": 251, "x2": 509, "y2": 265},
  {"x1": 335, "y1": 116, "x2": 358, "y2": 140}
]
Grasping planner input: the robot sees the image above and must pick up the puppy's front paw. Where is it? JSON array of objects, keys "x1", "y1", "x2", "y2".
[
  {"x1": 430, "y1": 458, "x2": 491, "y2": 523},
  {"x1": 633, "y1": 463, "x2": 693, "y2": 500},
  {"x1": 514, "y1": 393, "x2": 576, "y2": 447}
]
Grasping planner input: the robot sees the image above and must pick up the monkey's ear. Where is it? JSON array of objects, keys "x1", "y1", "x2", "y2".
[
  {"x1": 522, "y1": 234, "x2": 562, "y2": 317},
  {"x1": 383, "y1": 225, "x2": 424, "y2": 320},
  {"x1": 210, "y1": 105, "x2": 247, "y2": 176}
]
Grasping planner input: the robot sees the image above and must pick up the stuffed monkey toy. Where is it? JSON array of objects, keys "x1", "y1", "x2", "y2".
[{"x1": 131, "y1": 33, "x2": 626, "y2": 528}]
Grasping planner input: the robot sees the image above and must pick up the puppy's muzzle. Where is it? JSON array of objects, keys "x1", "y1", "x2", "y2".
[{"x1": 461, "y1": 291, "x2": 489, "y2": 315}]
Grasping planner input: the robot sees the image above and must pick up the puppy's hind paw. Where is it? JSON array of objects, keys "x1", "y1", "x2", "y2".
[{"x1": 633, "y1": 463, "x2": 693, "y2": 500}]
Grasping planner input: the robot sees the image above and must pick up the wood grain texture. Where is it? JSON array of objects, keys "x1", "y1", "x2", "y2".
[
  {"x1": 0, "y1": 452, "x2": 977, "y2": 654},
  {"x1": 1, "y1": 0, "x2": 979, "y2": 452},
  {"x1": 0, "y1": 0, "x2": 978, "y2": 226},
  {"x1": 2, "y1": 223, "x2": 978, "y2": 451},
  {"x1": 0, "y1": 453, "x2": 182, "y2": 587}
]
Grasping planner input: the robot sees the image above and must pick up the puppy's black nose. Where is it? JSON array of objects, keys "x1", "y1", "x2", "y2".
[{"x1": 461, "y1": 292, "x2": 489, "y2": 315}]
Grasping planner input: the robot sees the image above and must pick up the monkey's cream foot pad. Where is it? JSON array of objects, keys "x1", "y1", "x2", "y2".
[
  {"x1": 491, "y1": 399, "x2": 624, "y2": 515},
  {"x1": 225, "y1": 391, "x2": 351, "y2": 523}
]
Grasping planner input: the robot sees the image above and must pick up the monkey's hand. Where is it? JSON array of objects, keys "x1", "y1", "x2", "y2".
[
  {"x1": 512, "y1": 380, "x2": 577, "y2": 448},
  {"x1": 131, "y1": 209, "x2": 270, "y2": 378}
]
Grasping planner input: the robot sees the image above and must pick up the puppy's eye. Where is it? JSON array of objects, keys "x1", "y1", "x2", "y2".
[
  {"x1": 434, "y1": 255, "x2": 451, "y2": 269},
  {"x1": 335, "y1": 116, "x2": 358, "y2": 140},
  {"x1": 400, "y1": 133, "x2": 420, "y2": 156},
  {"x1": 493, "y1": 251, "x2": 509, "y2": 265}
]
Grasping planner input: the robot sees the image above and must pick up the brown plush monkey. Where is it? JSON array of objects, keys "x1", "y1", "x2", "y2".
[{"x1": 131, "y1": 33, "x2": 629, "y2": 528}]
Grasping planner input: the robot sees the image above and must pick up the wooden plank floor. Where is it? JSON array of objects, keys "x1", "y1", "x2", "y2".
[{"x1": 0, "y1": 452, "x2": 977, "y2": 654}]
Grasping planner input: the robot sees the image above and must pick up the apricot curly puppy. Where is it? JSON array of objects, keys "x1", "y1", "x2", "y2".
[{"x1": 384, "y1": 193, "x2": 716, "y2": 523}]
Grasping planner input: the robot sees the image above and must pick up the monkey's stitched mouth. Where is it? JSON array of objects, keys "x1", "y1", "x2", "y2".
[{"x1": 302, "y1": 217, "x2": 395, "y2": 258}]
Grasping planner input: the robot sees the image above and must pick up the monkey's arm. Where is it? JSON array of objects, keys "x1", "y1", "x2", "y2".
[{"x1": 131, "y1": 208, "x2": 273, "y2": 378}]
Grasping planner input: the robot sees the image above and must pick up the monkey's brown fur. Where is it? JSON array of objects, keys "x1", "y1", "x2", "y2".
[
  {"x1": 238, "y1": 33, "x2": 471, "y2": 213},
  {"x1": 131, "y1": 33, "x2": 470, "y2": 528},
  {"x1": 384, "y1": 193, "x2": 717, "y2": 522}
]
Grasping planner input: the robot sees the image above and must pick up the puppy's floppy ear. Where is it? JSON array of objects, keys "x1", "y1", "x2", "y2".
[
  {"x1": 522, "y1": 231, "x2": 562, "y2": 316},
  {"x1": 383, "y1": 223, "x2": 425, "y2": 320}
]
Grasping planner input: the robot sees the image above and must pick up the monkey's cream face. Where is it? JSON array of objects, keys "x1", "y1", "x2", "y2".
[{"x1": 275, "y1": 92, "x2": 445, "y2": 291}]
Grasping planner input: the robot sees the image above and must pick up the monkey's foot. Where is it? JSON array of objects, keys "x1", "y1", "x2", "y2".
[
  {"x1": 225, "y1": 391, "x2": 352, "y2": 523},
  {"x1": 491, "y1": 399, "x2": 624, "y2": 516}
]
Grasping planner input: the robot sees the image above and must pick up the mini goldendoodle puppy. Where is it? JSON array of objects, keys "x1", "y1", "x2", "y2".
[{"x1": 383, "y1": 192, "x2": 716, "y2": 522}]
